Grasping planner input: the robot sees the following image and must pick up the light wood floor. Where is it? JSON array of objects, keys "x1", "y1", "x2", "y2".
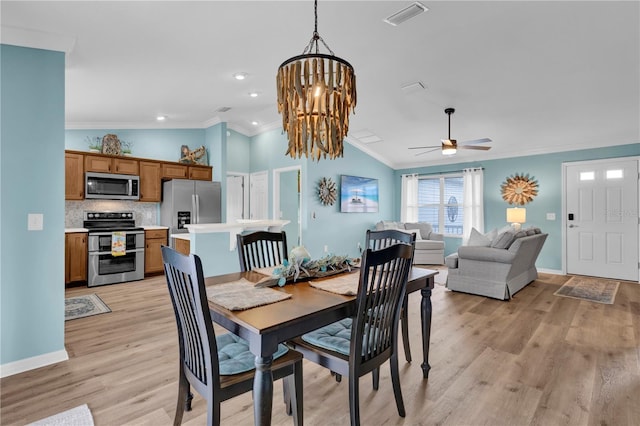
[{"x1": 1, "y1": 271, "x2": 639, "y2": 425}]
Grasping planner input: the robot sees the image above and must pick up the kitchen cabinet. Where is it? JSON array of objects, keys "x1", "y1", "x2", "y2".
[
  {"x1": 175, "y1": 237, "x2": 190, "y2": 255},
  {"x1": 139, "y1": 161, "x2": 162, "y2": 202},
  {"x1": 65, "y1": 232, "x2": 88, "y2": 284},
  {"x1": 65, "y1": 152, "x2": 85, "y2": 200},
  {"x1": 145, "y1": 228, "x2": 168, "y2": 275},
  {"x1": 162, "y1": 163, "x2": 188, "y2": 180},
  {"x1": 85, "y1": 154, "x2": 139, "y2": 175},
  {"x1": 189, "y1": 165, "x2": 213, "y2": 181}
]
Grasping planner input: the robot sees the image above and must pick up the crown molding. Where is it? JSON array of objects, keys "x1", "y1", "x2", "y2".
[{"x1": 0, "y1": 25, "x2": 75, "y2": 54}]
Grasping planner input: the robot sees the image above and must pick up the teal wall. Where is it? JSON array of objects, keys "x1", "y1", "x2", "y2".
[
  {"x1": 1, "y1": 45, "x2": 66, "y2": 365},
  {"x1": 396, "y1": 143, "x2": 640, "y2": 271},
  {"x1": 226, "y1": 129, "x2": 251, "y2": 173},
  {"x1": 65, "y1": 128, "x2": 205, "y2": 162}
]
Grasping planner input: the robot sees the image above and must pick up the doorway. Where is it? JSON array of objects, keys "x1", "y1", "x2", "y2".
[
  {"x1": 274, "y1": 166, "x2": 302, "y2": 247},
  {"x1": 563, "y1": 157, "x2": 639, "y2": 281},
  {"x1": 249, "y1": 171, "x2": 268, "y2": 220},
  {"x1": 226, "y1": 173, "x2": 248, "y2": 222}
]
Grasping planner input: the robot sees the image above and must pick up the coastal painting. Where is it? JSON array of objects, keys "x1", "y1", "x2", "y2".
[{"x1": 340, "y1": 175, "x2": 379, "y2": 213}]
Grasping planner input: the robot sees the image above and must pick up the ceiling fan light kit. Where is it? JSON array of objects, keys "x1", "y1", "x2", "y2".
[
  {"x1": 409, "y1": 107, "x2": 492, "y2": 156},
  {"x1": 276, "y1": 0, "x2": 356, "y2": 161}
]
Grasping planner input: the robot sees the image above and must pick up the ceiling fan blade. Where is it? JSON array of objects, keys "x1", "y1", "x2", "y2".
[
  {"x1": 459, "y1": 137, "x2": 492, "y2": 145},
  {"x1": 408, "y1": 145, "x2": 440, "y2": 150},
  {"x1": 459, "y1": 145, "x2": 492, "y2": 150},
  {"x1": 414, "y1": 148, "x2": 440, "y2": 156}
]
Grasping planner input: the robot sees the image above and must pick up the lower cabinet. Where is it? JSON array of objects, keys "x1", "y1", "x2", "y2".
[
  {"x1": 175, "y1": 237, "x2": 190, "y2": 255},
  {"x1": 145, "y1": 229, "x2": 168, "y2": 275},
  {"x1": 65, "y1": 232, "x2": 87, "y2": 285}
]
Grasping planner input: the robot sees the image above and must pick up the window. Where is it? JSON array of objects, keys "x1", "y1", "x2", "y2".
[{"x1": 416, "y1": 175, "x2": 464, "y2": 236}]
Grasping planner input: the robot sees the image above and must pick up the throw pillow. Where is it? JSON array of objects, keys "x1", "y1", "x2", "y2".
[
  {"x1": 491, "y1": 229, "x2": 517, "y2": 249},
  {"x1": 468, "y1": 228, "x2": 491, "y2": 247}
]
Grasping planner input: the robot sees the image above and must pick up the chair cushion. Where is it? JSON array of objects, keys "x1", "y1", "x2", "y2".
[
  {"x1": 217, "y1": 333, "x2": 288, "y2": 375},
  {"x1": 301, "y1": 318, "x2": 353, "y2": 355},
  {"x1": 414, "y1": 239, "x2": 444, "y2": 250},
  {"x1": 404, "y1": 222, "x2": 433, "y2": 240},
  {"x1": 490, "y1": 229, "x2": 517, "y2": 249}
]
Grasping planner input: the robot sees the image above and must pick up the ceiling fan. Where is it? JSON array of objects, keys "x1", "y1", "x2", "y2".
[{"x1": 409, "y1": 108, "x2": 492, "y2": 156}]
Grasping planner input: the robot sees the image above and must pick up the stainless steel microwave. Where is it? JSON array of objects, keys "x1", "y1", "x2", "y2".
[{"x1": 85, "y1": 172, "x2": 140, "y2": 200}]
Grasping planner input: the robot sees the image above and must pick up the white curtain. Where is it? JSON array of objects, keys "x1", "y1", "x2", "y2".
[
  {"x1": 401, "y1": 174, "x2": 419, "y2": 222},
  {"x1": 462, "y1": 168, "x2": 484, "y2": 243}
]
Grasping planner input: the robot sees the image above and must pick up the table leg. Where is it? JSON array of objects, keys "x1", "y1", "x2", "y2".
[
  {"x1": 254, "y1": 355, "x2": 274, "y2": 426},
  {"x1": 420, "y1": 285, "x2": 433, "y2": 378}
]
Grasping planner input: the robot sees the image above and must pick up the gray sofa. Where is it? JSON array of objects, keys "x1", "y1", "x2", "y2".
[
  {"x1": 445, "y1": 227, "x2": 547, "y2": 300},
  {"x1": 375, "y1": 221, "x2": 444, "y2": 265}
]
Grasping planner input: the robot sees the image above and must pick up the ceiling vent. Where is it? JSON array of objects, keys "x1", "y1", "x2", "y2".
[
  {"x1": 384, "y1": 2, "x2": 428, "y2": 26},
  {"x1": 401, "y1": 81, "x2": 426, "y2": 94},
  {"x1": 215, "y1": 106, "x2": 231, "y2": 113}
]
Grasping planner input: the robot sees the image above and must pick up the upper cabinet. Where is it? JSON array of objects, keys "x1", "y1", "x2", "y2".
[
  {"x1": 65, "y1": 150, "x2": 213, "y2": 201},
  {"x1": 65, "y1": 152, "x2": 85, "y2": 200},
  {"x1": 139, "y1": 161, "x2": 162, "y2": 202},
  {"x1": 85, "y1": 154, "x2": 139, "y2": 175}
]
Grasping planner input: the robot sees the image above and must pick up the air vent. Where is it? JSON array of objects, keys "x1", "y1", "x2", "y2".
[
  {"x1": 384, "y1": 2, "x2": 428, "y2": 26},
  {"x1": 215, "y1": 106, "x2": 231, "y2": 113},
  {"x1": 401, "y1": 81, "x2": 426, "y2": 94}
]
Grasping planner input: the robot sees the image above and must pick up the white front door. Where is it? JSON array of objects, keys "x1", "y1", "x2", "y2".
[
  {"x1": 249, "y1": 171, "x2": 268, "y2": 220},
  {"x1": 564, "y1": 158, "x2": 639, "y2": 281}
]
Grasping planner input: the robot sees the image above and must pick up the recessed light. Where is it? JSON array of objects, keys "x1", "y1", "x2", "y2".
[
  {"x1": 249, "y1": 92, "x2": 260, "y2": 98},
  {"x1": 156, "y1": 115, "x2": 167, "y2": 121},
  {"x1": 384, "y1": 2, "x2": 428, "y2": 26},
  {"x1": 233, "y1": 72, "x2": 248, "y2": 80},
  {"x1": 251, "y1": 121, "x2": 259, "y2": 126}
]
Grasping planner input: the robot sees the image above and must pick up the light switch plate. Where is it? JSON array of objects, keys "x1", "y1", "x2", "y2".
[
  {"x1": 28, "y1": 213, "x2": 44, "y2": 231},
  {"x1": 546, "y1": 213, "x2": 556, "y2": 221}
]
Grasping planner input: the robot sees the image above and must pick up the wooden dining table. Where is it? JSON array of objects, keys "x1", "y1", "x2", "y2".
[{"x1": 204, "y1": 266, "x2": 437, "y2": 426}]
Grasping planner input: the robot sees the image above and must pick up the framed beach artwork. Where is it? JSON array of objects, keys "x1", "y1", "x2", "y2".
[{"x1": 340, "y1": 175, "x2": 379, "y2": 213}]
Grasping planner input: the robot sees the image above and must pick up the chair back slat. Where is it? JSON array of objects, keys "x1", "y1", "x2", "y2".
[
  {"x1": 162, "y1": 246, "x2": 219, "y2": 394},
  {"x1": 351, "y1": 242, "x2": 414, "y2": 363},
  {"x1": 366, "y1": 229, "x2": 415, "y2": 253},
  {"x1": 237, "y1": 231, "x2": 288, "y2": 272}
]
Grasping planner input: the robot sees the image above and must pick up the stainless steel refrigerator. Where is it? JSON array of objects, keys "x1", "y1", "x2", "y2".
[{"x1": 161, "y1": 179, "x2": 221, "y2": 234}]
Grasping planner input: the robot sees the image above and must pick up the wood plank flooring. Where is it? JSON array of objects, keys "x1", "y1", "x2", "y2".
[{"x1": 1, "y1": 272, "x2": 638, "y2": 425}]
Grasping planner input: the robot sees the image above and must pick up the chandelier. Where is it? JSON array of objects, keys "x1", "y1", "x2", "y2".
[{"x1": 276, "y1": 0, "x2": 357, "y2": 160}]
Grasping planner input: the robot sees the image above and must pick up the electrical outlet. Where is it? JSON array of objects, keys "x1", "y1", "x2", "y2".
[
  {"x1": 28, "y1": 213, "x2": 43, "y2": 231},
  {"x1": 324, "y1": 245, "x2": 328, "y2": 253}
]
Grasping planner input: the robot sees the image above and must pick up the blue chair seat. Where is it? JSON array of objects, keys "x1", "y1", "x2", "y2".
[
  {"x1": 217, "y1": 333, "x2": 288, "y2": 375},
  {"x1": 301, "y1": 318, "x2": 353, "y2": 355}
]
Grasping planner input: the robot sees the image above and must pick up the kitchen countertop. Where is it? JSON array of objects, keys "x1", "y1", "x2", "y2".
[
  {"x1": 171, "y1": 233, "x2": 190, "y2": 241},
  {"x1": 184, "y1": 219, "x2": 290, "y2": 234},
  {"x1": 65, "y1": 228, "x2": 88, "y2": 233},
  {"x1": 143, "y1": 225, "x2": 169, "y2": 230}
]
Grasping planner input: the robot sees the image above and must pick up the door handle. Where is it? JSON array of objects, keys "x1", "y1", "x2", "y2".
[{"x1": 569, "y1": 224, "x2": 578, "y2": 228}]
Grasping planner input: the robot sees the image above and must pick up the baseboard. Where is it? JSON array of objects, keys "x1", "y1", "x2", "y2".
[
  {"x1": 537, "y1": 268, "x2": 563, "y2": 276},
  {"x1": 0, "y1": 349, "x2": 68, "y2": 378}
]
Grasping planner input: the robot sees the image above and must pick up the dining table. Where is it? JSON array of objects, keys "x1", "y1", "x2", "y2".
[{"x1": 204, "y1": 266, "x2": 437, "y2": 426}]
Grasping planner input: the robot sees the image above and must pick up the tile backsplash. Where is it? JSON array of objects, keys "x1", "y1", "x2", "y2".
[{"x1": 66, "y1": 200, "x2": 159, "y2": 228}]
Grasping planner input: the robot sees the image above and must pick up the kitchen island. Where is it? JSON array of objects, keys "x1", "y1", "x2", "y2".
[{"x1": 172, "y1": 220, "x2": 290, "y2": 276}]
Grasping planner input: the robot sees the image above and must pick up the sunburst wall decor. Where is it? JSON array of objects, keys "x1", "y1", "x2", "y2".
[
  {"x1": 318, "y1": 177, "x2": 337, "y2": 206},
  {"x1": 501, "y1": 173, "x2": 539, "y2": 205}
]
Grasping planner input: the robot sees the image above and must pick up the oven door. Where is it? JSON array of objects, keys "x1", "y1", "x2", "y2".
[{"x1": 88, "y1": 232, "x2": 145, "y2": 287}]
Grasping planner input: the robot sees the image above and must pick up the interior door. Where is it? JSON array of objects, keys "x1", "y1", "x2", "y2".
[
  {"x1": 249, "y1": 171, "x2": 268, "y2": 220},
  {"x1": 278, "y1": 169, "x2": 301, "y2": 246},
  {"x1": 565, "y1": 158, "x2": 639, "y2": 281},
  {"x1": 226, "y1": 174, "x2": 246, "y2": 222}
]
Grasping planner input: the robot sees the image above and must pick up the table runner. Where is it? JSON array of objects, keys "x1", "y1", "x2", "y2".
[
  {"x1": 206, "y1": 278, "x2": 291, "y2": 311},
  {"x1": 309, "y1": 273, "x2": 360, "y2": 296}
]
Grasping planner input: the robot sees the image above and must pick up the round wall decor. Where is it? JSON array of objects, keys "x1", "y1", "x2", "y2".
[
  {"x1": 318, "y1": 177, "x2": 337, "y2": 206},
  {"x1": 501, "y1": 173, "x2": 539, "y2": 205}
]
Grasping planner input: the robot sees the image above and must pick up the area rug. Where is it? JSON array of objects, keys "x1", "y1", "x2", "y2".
[
  {"x1": 553, "y1": 276, "x2": 620, "y2": 305},
  {"x1": 65, "y1": 294, "x2": 111, "y2": 321},
  {"x1": 27, "y1": 404, "x2": 94, "y2": 425}
]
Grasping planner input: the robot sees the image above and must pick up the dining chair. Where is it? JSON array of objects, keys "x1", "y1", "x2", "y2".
[
  {"x1": 289, "y1": 243, "x2": 414, "y2": 426},
  {"x1": 161, "y1": 246, "x2": 303, "y2": 426},
  {"x1": 236, "y1": 230, "x2": 288, "y2": 272},
  {"x1": 366, "y1": 229, "x2": 416, "y2": 363}
]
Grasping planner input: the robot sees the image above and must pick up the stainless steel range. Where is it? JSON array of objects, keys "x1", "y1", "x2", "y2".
[{"x1": 84, "y1": 211, "x2": 145, "y2": 287}]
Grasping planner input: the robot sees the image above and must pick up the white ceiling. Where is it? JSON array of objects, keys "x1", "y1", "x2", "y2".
[{"x1": 2, "y1": 1, "x2": 638, "y2": 169}]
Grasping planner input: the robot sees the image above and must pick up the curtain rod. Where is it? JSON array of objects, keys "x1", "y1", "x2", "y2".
[{"x1": 402, "y1": 167, "x2": 484, "y2": 178}]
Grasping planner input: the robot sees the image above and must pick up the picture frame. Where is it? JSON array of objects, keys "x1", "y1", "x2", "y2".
[{"x1": 340, "y1": 175, "x2": 379, "y2": 213}]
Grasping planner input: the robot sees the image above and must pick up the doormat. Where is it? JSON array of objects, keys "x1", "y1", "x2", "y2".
[
  {"x1": 553, "y1": 276, "x2": 620, "y2": 305},
  {"x1": 27, "y1": 403, "x2": 94, "y2": 425},
  {"x1": 65, "y1": 294, "x2": 111, "y2": 321}
]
